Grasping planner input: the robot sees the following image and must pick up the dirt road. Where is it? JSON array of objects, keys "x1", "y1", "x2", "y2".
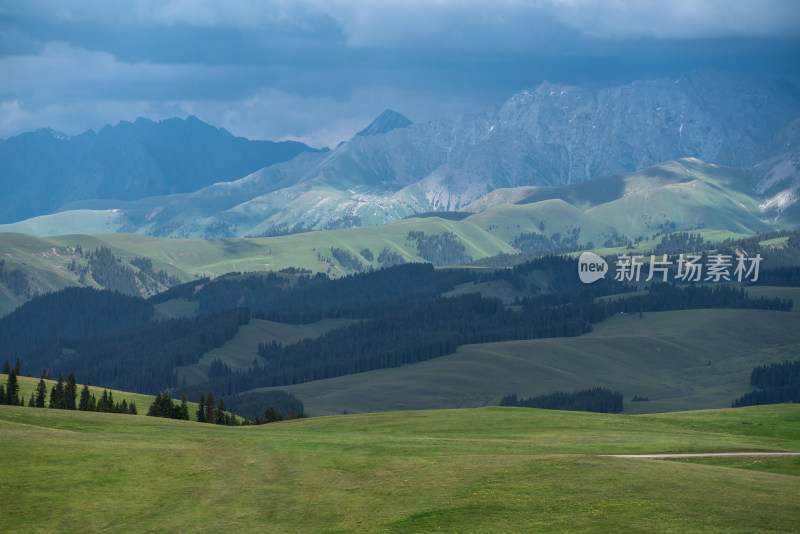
[{"x1": 608, "y1": 452, "x2": 800, "y2": 458}]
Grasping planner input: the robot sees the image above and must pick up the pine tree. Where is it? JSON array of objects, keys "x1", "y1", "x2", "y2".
[
  {"x1": 6, "y1": 370, "x2": 19, "y2": 405},
  {"x1": 79, "y1": 383, "x2": 91, "y2": 411},
  {"x1": 50, "y1": 374, "x2": 66, "y2": 409},
  {"x1": 147, "y1": 392, "x2": 173, "y2": 418},
  {"x1": 205, "y1": 392, "x2": 216, "y2": 424},
  {"x1": 215, "y1": 398, "x2": 226, "y2": 425},
  {"x1": 64, "y1": 373, "x2": 78, "y2": 410},
  {"x1": 263, "y1": 407, "x2": 283, "y2": 424},
  {"x1": 98, "y1": 390, "x2": 109, "y2": 412},
  {"x1": 196, "y1": 393, "x2": 206, "y2": 423},
  {"x1": 35, "y1": 377, "x2": 47, "y2": 408},
  {"x1": 179, "y1": 395, "x2": 190, "y2": 421}
]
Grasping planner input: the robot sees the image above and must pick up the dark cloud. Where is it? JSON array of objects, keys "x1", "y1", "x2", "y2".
[{"x1": 1, "y1": 0, "x2": 798, "y2": 146}]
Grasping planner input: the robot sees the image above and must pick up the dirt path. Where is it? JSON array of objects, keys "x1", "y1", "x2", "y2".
[{"x1": 608, "y1": 452, "x2": 800, "y2": 459}]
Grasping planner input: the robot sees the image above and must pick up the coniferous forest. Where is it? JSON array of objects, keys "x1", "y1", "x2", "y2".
[
  {"x1": 732, "y1": 360, "x2": 800, "y2": 408},
  {"x1": 0, "y1": 245, "x2": 796, "y2": 417},
  {"x1": 500, "y1": 388, "x2": 624, "y2": 413}
]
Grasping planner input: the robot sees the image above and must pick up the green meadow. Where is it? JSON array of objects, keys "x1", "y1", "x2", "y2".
[
  {"x1": 243, "y1": 308, "x2": 800, "y2": 416},
  {"x1": 1, "y1": 404, "x2": 798, "y2": 533}
]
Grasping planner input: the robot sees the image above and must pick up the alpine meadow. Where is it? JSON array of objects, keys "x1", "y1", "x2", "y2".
[{"x1": 2, "y1": 2, "x2": 800, "y2": 532}]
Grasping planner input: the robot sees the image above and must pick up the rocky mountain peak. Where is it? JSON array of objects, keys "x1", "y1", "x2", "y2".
[{"x1": 356, "y1": 110, "x2": 413, "y2": 137}]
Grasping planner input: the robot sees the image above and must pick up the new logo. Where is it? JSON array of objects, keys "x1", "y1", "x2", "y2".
[{"x1": 578, "y1": 252, "x2": 608, "y2": 284}]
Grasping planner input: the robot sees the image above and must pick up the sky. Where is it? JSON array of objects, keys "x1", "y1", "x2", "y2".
[{"x1": 1, "y1": 0, "x2": 799, "y2": 148}]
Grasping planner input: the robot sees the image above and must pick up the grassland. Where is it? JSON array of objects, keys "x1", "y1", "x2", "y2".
[
  {"x1": 0, "y1": 403, "x2": 798, "y2": 533},
  {"x1": 0, "y1": 215, "x2": 516, "y2": 315},
  {"x1": 251, "y1": 308, "x2": 800, "y2": 416}
]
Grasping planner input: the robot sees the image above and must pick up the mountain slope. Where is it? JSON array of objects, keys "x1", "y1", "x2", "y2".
[
  {"x1": 254, "y1": 308, "x2": 800, "y2": 416},
  {"x1": 2, "y1": 70, "x2": 798, "y2": 238},
  {"x1": 462, "y1": 158, "x2": 785, "y2": 250},
  {"x1": 0, "y1": 116, "x2": 322, "y2": 223},
  {"x1": 0, "y1": 216, "x2": 516, "y2": 315},
  {"x1": 1, "y1": 157, "x2": 797, "y2": 315}
]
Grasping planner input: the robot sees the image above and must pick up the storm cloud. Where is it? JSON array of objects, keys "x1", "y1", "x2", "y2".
[{"x1": 1, "y1": 0, "x2": 798, "y2": 147}]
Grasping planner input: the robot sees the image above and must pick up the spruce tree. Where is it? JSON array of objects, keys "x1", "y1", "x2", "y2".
[
  {"x1": 6, "y1": 370, "x2": 19, "y2": 405},
  {"x1": 88, "y1": 394, "x2": 96, "y2": 412},
  {"x1": 49, "y1": 374, "x2": 65, "y2": 409},
  {"x1": 205, "y1": 392, "x2": 216, "y2": 424},
  {"x1": 98, "y1": 390, "x2": 109, "y2": 412},
  {"x1": 35, "y1": 378, "x2": 47, "y2": 408},
  {"x1": 147, "y1": 393, "x2": 165, "y2": 417},
  {"x1": 64, "y1": 373, "x2": 78, "y2": 410},
  {"x1": 263, "y1": 407, "x2": 283, "y2": 424},
  {"x1": 128, "y1": 401, "x2": 137, "y2": 415},
  {"x1": 0, "y1": 384, "x2": 5, "y2": 404},
  {"x1": 13, "y1": 358, "x2": 21, "y2": 375},
  {"x1": 196, "y1": 393, "x2": 206, "y2": 423},
  {"x1": 215, "y1": 398, "x2": 226, "y2": 425},
  {"x1": 179, "y1": 395, "x2": 190, "y2": 421},
  {"x1": 1, "y1": 360, "x2": 9, "y2": 374},
  {"x1": 28, "y1": 392, "x2": 35, "y2": 407},
  {"x1": 78, "y1": 384, "x2": 91, "y2": 411}
]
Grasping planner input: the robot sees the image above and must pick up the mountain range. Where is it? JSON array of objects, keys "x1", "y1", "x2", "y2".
[
  {"x1": 1, "y1": 70, "x2": 799, "y2": 239},
  {"x1": 0, "y1": 116, "x2": 323, "y2": 224}
]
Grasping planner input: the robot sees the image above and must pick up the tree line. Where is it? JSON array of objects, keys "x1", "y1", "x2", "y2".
[
  {"x1": 406, "y1": 230, "x2": 472, "y2": 266},
  {"x1": 177, "y1": 282, "x2": 791, "y2": 400},
  {"x1": 22, "y1": 307, "x2": 250, "y2": 394},
  {"x1": 188, "y1": 262, "x2": 474, "y2": 319},
  {"x1": 185, "y1": 292, "x2": 604, "y2": 398},
  {"x1": 732, "y1": 360, "x2": 800, "y2": 408},
  {"x1": 500, "y1": 387, "x2": 624, "y2": 413},
  {"x1": 1, "y1": 364, "x2": 137, "y2": 415}
]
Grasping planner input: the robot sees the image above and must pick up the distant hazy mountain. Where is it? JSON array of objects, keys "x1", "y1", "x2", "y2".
[
  {"x1": 0, "y1": 116, "x2": 322, "y2": 223},
  {"x1": 2, "y1": 70, "x2": 799, "y2": 237}
]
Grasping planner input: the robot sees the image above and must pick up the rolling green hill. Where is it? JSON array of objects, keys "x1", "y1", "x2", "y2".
[
  {"x1": 10, "y1": 375, "x2": 233, "y2": 423},
  {"x1": 0, "y1": 404, "x2": 798, "y2": 532},
  {"x1": 2, "y1": 157, "x2": 798, "y2": 317},
  {"x1": 459, "y1": 158, "x2": 791, "y2": 252},
  {"x1": 0, "y1": 217, "x2": 515, "y2": 315},
  {"x1": 247, "y1": 307, "x2": 800, "y2": 416}
]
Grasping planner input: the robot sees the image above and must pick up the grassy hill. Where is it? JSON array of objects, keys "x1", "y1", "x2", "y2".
[
  {"x1": 3, "y1": 157, "x2": 798, "y2": 317},
  {"x1": 0, "y1": 403, "x2": 798, "y2": 532},
  {"x1": 0, "y1": 216, "x2": 515, "y2": 315},
  {"x1": 11, "y1": 375, "x2": 228, "y2": 422},
  {"x1": 462, "y1": 158, "x2": 785, "y2": 249},
  {"x1": 247, "y1": 307, "x2": 800, "y2": 416}
]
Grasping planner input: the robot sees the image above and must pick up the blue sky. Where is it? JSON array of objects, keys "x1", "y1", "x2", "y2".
[{"x1": 1, "y1": 0, "x2": 798, "y2": 147}]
